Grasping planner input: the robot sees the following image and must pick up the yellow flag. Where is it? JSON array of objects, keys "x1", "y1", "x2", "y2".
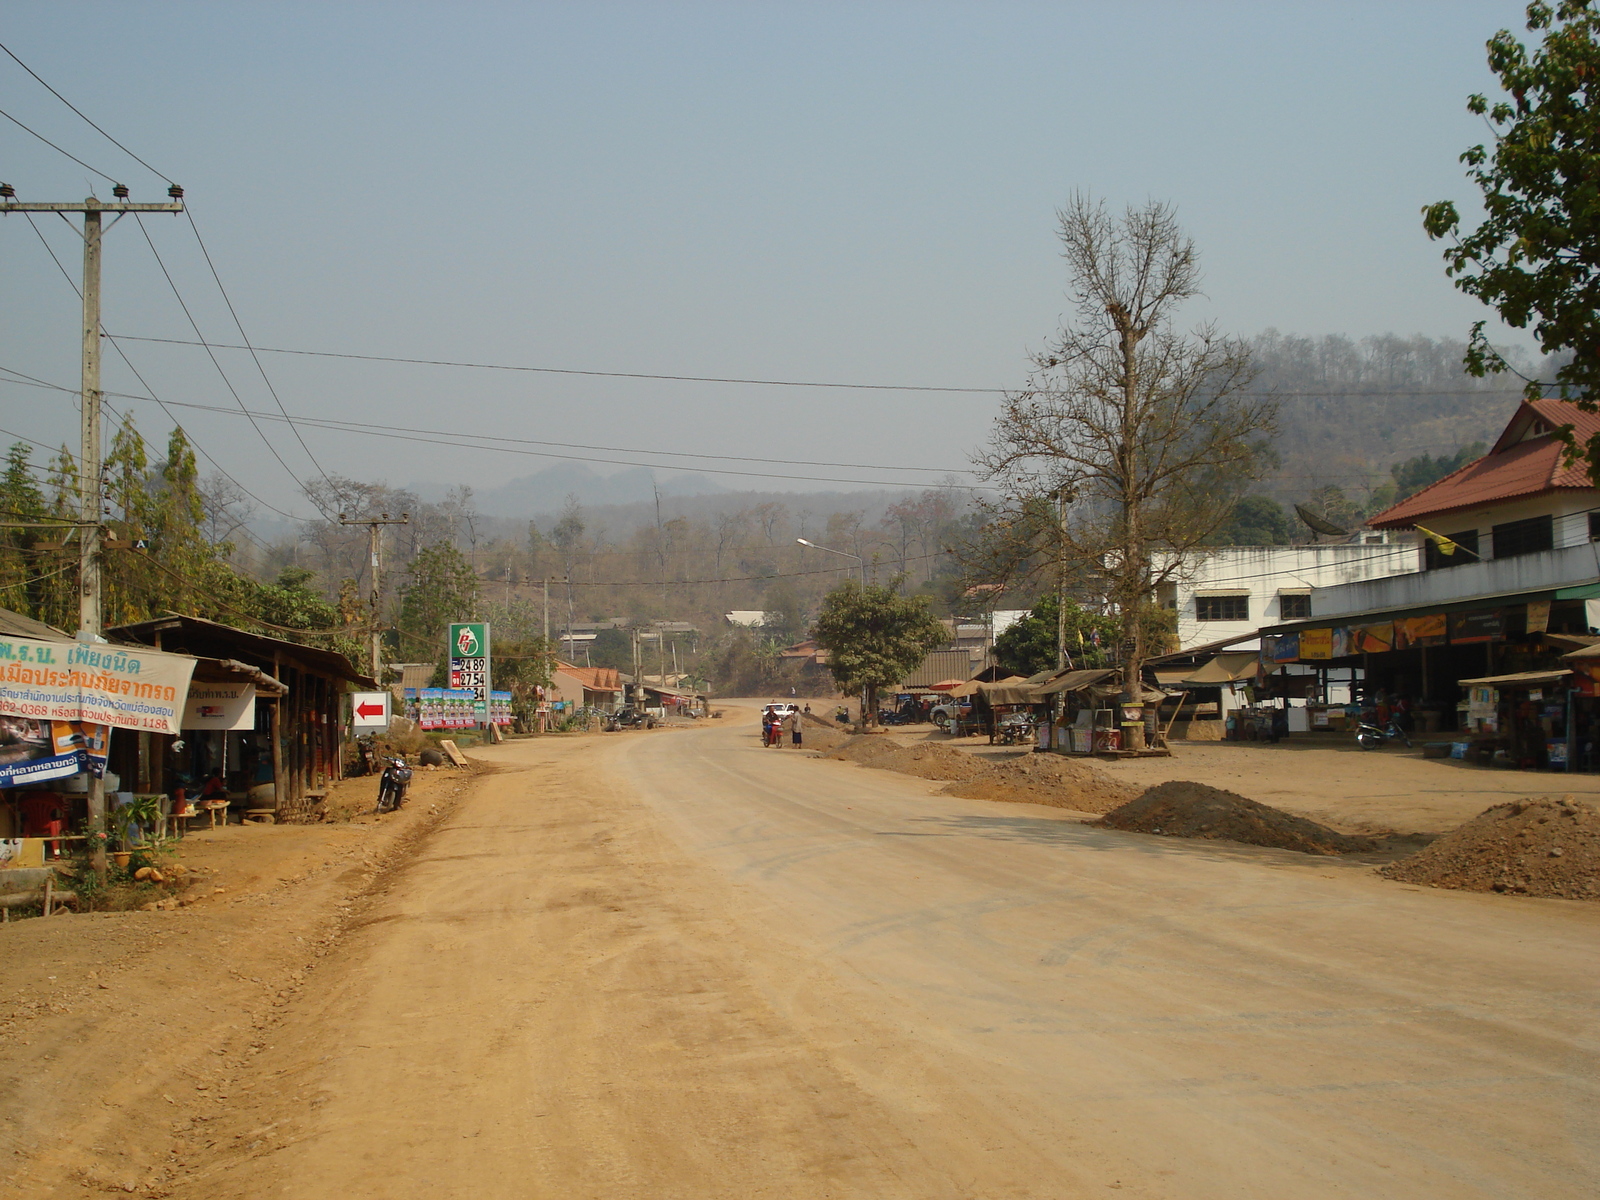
[{"x1": 1415, "y1": 524, "x2": 1457, "y2": 555}]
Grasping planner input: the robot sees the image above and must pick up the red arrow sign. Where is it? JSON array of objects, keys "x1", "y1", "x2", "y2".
[{"x1": 356, "y1": 701, "x2": 386, "y2": 719}]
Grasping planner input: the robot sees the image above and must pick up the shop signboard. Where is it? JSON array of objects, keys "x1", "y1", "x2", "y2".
[
  {"x1": 1449, "y1": 609, "x2": 1503, "y2": 644},
  {"x1": 1526, "y1": 599, "x2": 1552, "y2": 634},
  {"x1": 0, "y1": 634, "x2": 196, "y2": 735},
  {"x1": 182, "y1": 682, "x2": 256, "y2": 731},
  {"x1": 1351, "y1": 622, "x2": 1395, "y2": 654},
  {"x1": 1262, "y1": 633, "x2": 1299, "y2": 662},
  {"x1": 447, "y1": 622, "x2": 491, "y2": 723},
  {"x1": 1298, "y1": 628, "x2": 1332, "y2": 660},
  {"x1": 0, "y1": 718, "x2": 110, "y2": 788},
  {"x1": 1395, "y1": 613, "x2": 1447, "y2": 649}
]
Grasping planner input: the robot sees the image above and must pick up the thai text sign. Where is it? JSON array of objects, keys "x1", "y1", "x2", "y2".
[
  {"x1": 0, "y1": 636, "x2": 197, "y2": 735},
  {"x1": 183, "y1": 682, "x2": 256, "y2": 731}
]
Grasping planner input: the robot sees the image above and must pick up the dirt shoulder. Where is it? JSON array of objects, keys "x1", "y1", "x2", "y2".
[
  {"x1": 0, "y1": 759, "x2": 480, "y2": 1200},
  {"x1": 850, "y1": 725, "x2": 1600, "y2": 836}
]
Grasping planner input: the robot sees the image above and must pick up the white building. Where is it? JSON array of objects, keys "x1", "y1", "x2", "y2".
[{"x1": 1158, "y1": 539, "x2": 1418, "y2": 651}]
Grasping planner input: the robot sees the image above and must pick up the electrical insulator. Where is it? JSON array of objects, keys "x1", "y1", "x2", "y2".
[
  {"x1": 0, "y1": 183, "x2": 14, "y2": 199},
  {"x1": 112, "y1": 183, "x2": 129, "y2": 199},
  {"x1": 167, "y1": 184, "x2": 184, "y2": 199}
]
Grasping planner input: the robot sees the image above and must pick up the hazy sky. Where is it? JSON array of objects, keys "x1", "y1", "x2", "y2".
[{"x1": 0, "y1": 2, "x2": 1539, "y2": 521}]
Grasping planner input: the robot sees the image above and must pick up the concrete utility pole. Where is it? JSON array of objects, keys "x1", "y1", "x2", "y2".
[
  {"x1": 1, "y1": 188, "x2": 184, "y2": 873},
  {"x1": 339, "y1": 512, "x2": 410, "y2": 678}
]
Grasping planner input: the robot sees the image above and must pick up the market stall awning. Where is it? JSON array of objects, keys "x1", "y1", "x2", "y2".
[
  {"x1": 928, "y1": 678, "x2": 966, "y2": 691},
  {"x1": 1458, "y1": 669, "x2": 1573, "y2": 688},
  {"x1": 1563, "y1": 643, "x2": 1600, "y2": 660},
  {"x1": 1036, "y1": 668, "x2": 1119, "y2": 695},
  {"x1": 1181, "y1": 651, "x2": 1261, "y2": 686},
  {"x1": 976, "y1": 676, "x2": 1037, "y2": 706}
]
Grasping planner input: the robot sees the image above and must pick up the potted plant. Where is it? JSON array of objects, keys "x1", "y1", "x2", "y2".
[{"x1": 109, "y1": 794, "x2": 163, "y2": 865}]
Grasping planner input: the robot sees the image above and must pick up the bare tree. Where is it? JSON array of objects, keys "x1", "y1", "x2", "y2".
[
  {"x1": 199, "y1": 471, "x2": 256, "y2": 549},
  {"x1": 975, "y1": 195, "x2": 1274, "y2": 687}
]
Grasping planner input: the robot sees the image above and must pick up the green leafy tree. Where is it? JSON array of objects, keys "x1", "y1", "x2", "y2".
[
  {"x1": 1389, "y1": 442, "x2": 1487, "y2": 498},
  {"x1": 1423, "y1": 1, "x2": 1600, "y2": 474},
  {"x1": 993, "y1": 595, "x2": 1120, "y2": 677},
  {"x1": 398, "y1": 542, "x2": 481, "y2": 666},
  {"x1": 1206, "y1": 495, "x2": 1296, "y2": 546},
  {"x1": 812, "y1": 581, "x2": 947, "y2": 725}
]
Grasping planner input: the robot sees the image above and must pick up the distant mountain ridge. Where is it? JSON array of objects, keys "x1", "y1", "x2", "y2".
[{"x1": 408, "y1": 463, "x2": 730, "y2": 517}]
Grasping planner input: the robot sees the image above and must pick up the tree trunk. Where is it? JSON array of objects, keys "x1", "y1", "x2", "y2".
[{"x1": 864, "y1": 683, "x2": 878, "y2": 728}]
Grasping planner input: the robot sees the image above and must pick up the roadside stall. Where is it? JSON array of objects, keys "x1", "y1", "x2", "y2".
[
  {"x1": 972, "y1": 677, "x2": 1044, "y2": 745},
  {"x1": 1035, "y1": 668, "x2": 1119, "y2": 753},
  {"x1": 1562, "y1": 644, "x2": 1600, "y2": 771},
  {"x1": 1456, "y1": 669, "x2": 1573, "y2": 769},
  {"x1": 1176, "y1": 652, "x2": 1261, "y2": 740}
]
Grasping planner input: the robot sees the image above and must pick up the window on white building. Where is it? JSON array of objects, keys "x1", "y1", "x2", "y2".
[
  {"x1": 1279, "y1": 593, "x2": 1311, "y2": 621},
  {"x1": 1196, "y1": 594, "x2": 1249, "y2": 621}
]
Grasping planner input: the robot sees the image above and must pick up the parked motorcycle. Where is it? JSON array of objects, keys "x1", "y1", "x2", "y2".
[
  {"x1": 374, "y1": 756, "x2": 413, "y2": 813},
  {"x1": 354, "y1": 733, "x2": 380, "y2": 777},
  {"x1": 1355, "y1": 717, "x2": 1411, "y2": 751},
  {"x1": 995, "y1": 713, "x2": 1037, "y2": 746}
]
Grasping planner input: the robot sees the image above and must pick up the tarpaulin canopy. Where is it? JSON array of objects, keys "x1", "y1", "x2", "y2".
[
  {"x1": 1458, "y1": 669, "x2": 1573, "y2": 688},
  {"x1": 1181, "y1": 652, "x2": 1261, "y2": 686},
  {"x1": 1036, "y1": 668, "x2": 1119, "y2": 695},
  {"x1": 976, "y1": 677, "x2": 1037, "y2": 706}
]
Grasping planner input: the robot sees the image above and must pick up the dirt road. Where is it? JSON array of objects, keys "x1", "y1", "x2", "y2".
[{"x1": 7, "y1": 716, "x2": 1598, "y2": 1198}]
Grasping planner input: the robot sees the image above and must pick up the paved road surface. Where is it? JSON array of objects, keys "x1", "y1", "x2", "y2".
[{"x1": 206, "y1": 717, "x2": 1600, "y2": 1199}]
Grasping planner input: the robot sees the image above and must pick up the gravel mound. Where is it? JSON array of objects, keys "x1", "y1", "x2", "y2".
[
  {"x1": 1095, "y1": 780, "x2": 1378, "y2": 856},
  {"x1": 942, "y1": 754, "x2": 1137, "y2": 815},
  {"x1": 826, "y1": 737, "x2": 1137, "y2": 813},
  {"x1": 1379, "y1": 795, "x2": 1600, "y2": 900}
]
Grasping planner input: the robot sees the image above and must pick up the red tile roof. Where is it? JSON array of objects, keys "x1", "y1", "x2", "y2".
[{"x1": 1368, "y1": 399, "x2": 1600, "y2": 529}]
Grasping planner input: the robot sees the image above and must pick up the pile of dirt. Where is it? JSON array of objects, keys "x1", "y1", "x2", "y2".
[
  {"x1": 826, "y1": 737, "x2": 1138, "y2": 813},
  {"x1": 943, "y1": 753, "x2": 1138, "y2": 815},
  {"x1": 1379, "y1": 795, "x2": 1600, "y2": 900},
  {"x1": 1095, "y1": 780, "x2": 1379, "y2": 856},
  {"x1": 827, "y1": 737, "x2": 994, "y2": 781}
]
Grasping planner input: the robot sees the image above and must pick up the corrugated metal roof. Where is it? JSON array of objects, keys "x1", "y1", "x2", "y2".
[
  {"x1": 0, "y1": 607, "x2": 69, "y2": 639},
  {"x1": 1370, "y1": 399, "x2": 1600, "y2": 529}
]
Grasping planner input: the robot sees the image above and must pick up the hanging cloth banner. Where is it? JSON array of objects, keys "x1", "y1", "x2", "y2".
[
  {"x1": 1395, "y1": 613, "x2": 1447, "y2": 649},
  {"x1": 1351, "y1": 622, "x2": 1395, "y2": 654},
  {"x1": 0, "y1": 635, "x2": 197, "y2": 735},
  {"x1": 1526, "y1": 600, "x2": 1552, "y2": 634},
  {"x1": 0, "y1": 719, "x2": 110, "y2": 788}
]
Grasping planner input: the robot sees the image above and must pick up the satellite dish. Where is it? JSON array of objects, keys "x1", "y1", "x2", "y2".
[{"x1": 1294, "y1": 503, "x2": 1349, "y2": 538}]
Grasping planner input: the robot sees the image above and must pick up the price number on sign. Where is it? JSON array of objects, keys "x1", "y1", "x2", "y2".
[{"x1": 450, "y1": 658, "x2": 487, "y2": 689}]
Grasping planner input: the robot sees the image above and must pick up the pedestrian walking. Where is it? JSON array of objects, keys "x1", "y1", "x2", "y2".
[{"x1": 787, "y1": 709, "x2": 803, "y2": 748}]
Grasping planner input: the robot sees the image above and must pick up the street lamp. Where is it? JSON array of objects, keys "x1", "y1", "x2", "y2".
[{"x1": 796, "y1": 537, "x2": 865, "y2": 586}]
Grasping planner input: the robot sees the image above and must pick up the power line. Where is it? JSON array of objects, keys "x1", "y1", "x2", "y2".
[
  {"x1": 181, "y1": 208, "x2": 340, "y2": 494},
  {"x1": 132, "y1": 213, "x2": 333, "y2": 518},
  {"x1": 0, "y1": 41, "x2": 174, "y2": 185},
  {"x1": 107, "y1": 333, "x2": 1009, "y2": 394},
  {"x1": 105, "y1": 332, "x2": 1564, "y2": 400},
  {"x1": 10, "y1": 219, "x2": 310, "y2": 525},
  {"x1": 0, "y1": 104, "x2": 118, "y2": 184},
  {"x1": 90, "y1": 392, "x2": 996, "y2": 490}
]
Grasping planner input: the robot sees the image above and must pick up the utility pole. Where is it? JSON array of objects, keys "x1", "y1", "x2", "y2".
[
  {"x1": 1, "y1": 187, "x2": 184, "y2": 874},
  {"x1": 339, "y1": 512, "x2": 410, "y2": 678},
  {"x1": 1053, "y1": 485, "x2": 1073, "y2": 672}
]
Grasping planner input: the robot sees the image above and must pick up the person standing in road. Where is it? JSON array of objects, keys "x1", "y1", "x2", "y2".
[{"x1": 787, "y1": 708, "x2": 803, "y2": 748}]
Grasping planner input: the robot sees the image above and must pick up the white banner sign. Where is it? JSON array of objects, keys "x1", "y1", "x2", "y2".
[
  {"x1": 0, "y1": 635, "x2": 198, "y2": 736},
  {"x1": 183, "y1": 682, "x2": 256, "y2": 730}
]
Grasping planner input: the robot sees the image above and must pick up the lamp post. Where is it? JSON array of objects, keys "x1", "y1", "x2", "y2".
[{"x1": 796, "y1": 538, "x2": 865, "y2": 586}]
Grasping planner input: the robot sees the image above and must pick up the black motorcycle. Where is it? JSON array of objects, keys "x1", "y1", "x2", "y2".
[{"x1": 374, "y1": 756, "x2": 413, "y2": 813}]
